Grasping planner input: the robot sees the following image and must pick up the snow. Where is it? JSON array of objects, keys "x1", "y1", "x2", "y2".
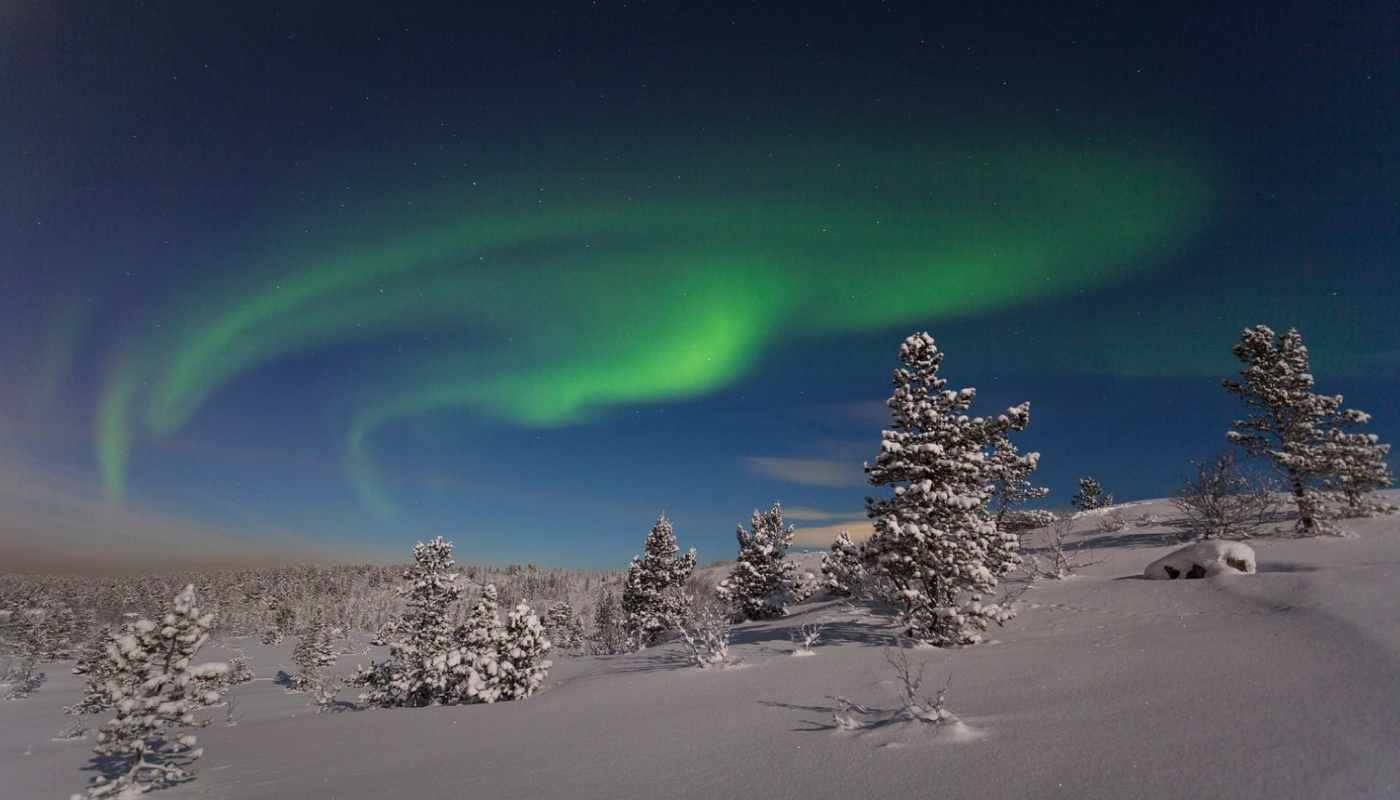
[
  {"x1": 1144, "y1": 540, "x2": 1258, "y2": 579},
  {"x1": 5, "y1": 498, "x2": 1400, "y2": 799}
]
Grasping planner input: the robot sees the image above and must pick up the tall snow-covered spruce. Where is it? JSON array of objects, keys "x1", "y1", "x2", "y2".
[
  {"x1": 76, "y1": 585, "x2": 227, "y2": 799},
  {"x1": 356, "y1": 536, "x2": 462, "y2": 707},
  {"x1": 860, "y1": 332, "x2": 1026, "y2": 646},
  {"x1": 453, "y1": 583, "x2": 508, "y2": 704},
  {"x1": 622, "y1": 514, "x2": 696, "y2": 647},
  {"x1": 716, "y1": 502, "x2": 799, "y2": 620},
  {"x1": 290, "y1": 615, "x2": 336, "y2": 693},
  {"x1": 1223, "y1": 325, "x2": 1393, "y2": 532},
  {"x1": 497, "y1": 603, "x2": 552, "y2": 700},
  {"x1": 590, "y1": 588, "x2": 627, "y2": 654}
]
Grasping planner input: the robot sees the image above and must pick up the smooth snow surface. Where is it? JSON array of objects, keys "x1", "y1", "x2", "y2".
[{"x1": 5, "y1": 499, "x2": 1400, "y2": 799}]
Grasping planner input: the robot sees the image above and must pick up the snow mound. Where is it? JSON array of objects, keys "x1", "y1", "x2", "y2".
[{"x1": 1144, "y1": 540, "x2": 1257, "y2": 580}]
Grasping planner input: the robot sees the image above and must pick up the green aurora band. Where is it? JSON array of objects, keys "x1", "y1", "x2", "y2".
[{"x1": 97, "y1": 139, "x2": 1215, "y2": 506}]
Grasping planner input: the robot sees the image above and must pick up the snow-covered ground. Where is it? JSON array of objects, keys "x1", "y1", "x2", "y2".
[{"x1": 5, "y1": 498, "x2": 1400, "y2": 799}]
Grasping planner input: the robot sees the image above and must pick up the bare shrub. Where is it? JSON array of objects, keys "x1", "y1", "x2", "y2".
[
  {"x1": 56, "y1": 714, "x2": 90, "y2": 740},
  {"x1": 222, "y1": 694, "x2": 243, "y2": 726},
  {"x1": 829, "y1": 639, "x2": 957, "y2": 730},
  {"x1": 883, "y1": 640, "x2": 955, "y2": 724},
  {"x1": 1024, "y1": 513, "x2": 1104, "y2": 579},
  {"x1": 677, "y1": 594, "x2": 735, "y2": 669},
  {"x1": 789, "y1": 623, "x2": 824, "y2": 655},
  {"x1": 1170, "y1": 451, "x2": 1282, "y2": 539},
  {"x1": 1095, "y1": 509, "x2": 1127, "y2": 533},
  {"x1": 2, "y1": 657, "x2": 41, "y2": 700},
  {"x1": 311, "y1": 676, "x2": 346, "y2": 714}
]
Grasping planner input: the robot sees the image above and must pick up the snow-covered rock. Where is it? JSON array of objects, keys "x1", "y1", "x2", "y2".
[{"x1": 1144, "y1": 540, "x2": 1257, "y2": 580}]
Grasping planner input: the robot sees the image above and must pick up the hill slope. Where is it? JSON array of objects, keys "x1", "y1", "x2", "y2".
[{"x1": 5, "y1": 499, "x2": 1399, "y2": 800}]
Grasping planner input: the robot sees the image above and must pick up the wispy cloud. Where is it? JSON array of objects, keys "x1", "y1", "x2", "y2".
[
  {"x1": 746, "y1": 456, "x2": 866, "y2": 487},
  {"x1": 784, "y1": 506, "x2": 857, "y2": 522},
  {"x1": 791, "y1": 519, "x2": 875, "y2": 548},
  {"x1": 0, "y1": 449, "x2": 331, "y2": 575}
]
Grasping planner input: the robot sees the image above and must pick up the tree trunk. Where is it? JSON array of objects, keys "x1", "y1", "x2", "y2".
[{"x1": 1288, "y1": 467, "x2": 1314, "y2": 532}]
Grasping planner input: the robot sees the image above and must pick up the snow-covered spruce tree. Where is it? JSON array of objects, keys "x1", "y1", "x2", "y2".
[
  {"x1": 716, "y1": 502, "x2": 799, "y2": 621},
  {"x1": 3, "y1": 604, "x2": 78, "y2": 697},
  {"x1": 449, "y1": 583, "x2": 507, "y2": 704},
  {"x1": 542, "y1": 600, "x2": 585, "y2": 651},
  {"x1": 622, "y1": 514, "x2": 696, "y2": 647},
  {"x1": 820, "y1": 531, "x2": 868, "y2": 599},
  {"x1": 1070, "y1": 477, "x2": 1113, "y2": 511},
  {"x1": 356, "y1": 537, "x2": 462, "y2": 708},
  {"x1": 72, "y1": 626, "x2": 114, "y2": 678},
  {"x1": 861, "y1": 332, "x2": 1025, "y2": 646},
  {"x1": 34, "y1": 604, "x2": 78, "y2": 662},
  {"x1": 221, "y1": 649, "x2": 254, "y2": 689},
  {"x1": 66, "y1": 627, "x2": 118, "y2": 719},
  {"x1": 77, "y1": 585, "x2": 226, "y2": 799},
  {"x1": 1320, "y1": 428, "x2": 1394, "y2": 516},
  {"x1": 987, "y1": 430, "x2": 1048, "y2": 534},
  {"x1": 258, "y1": 599, "x2": 294, "y2": 646},
  {"x1": 496, "y1": 603, "x2": 552, "y2": 700},
  {"x1": 1223, "y1": 325, "x2": 1392, "y2": 532},
  {"x1": 590, "y1": 588, "x2": 628, "y2": 654},
  {"x1": 290, "y1": 615, "x2": 336, "y2": 692}
]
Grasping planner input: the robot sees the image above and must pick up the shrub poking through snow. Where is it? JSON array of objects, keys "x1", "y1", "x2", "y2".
[
  {"x1": 677, "y1": 594, "x2": 735, "y2": 668},
  {"x1": 1023, "y1": 512, "x2": 1103, "y2": 579},
  {"x1": 716, "y1": 502, "x2": 800, "y2": 621},
  {"x1": 830, "y1": 639, "x2": 958, "y2": 731},
  {"x1": 859, "y1": 332, "x2": 1024, "y2": 646},
  {"x1": 622, "y1": 514, "x2": 696, "y2": 647},
  {"x1": 76, "y1": 585, "x2": 227, "y2": 799},
  {"x1": 1144, "y1": 541, "x2": 1257, "y2": 580},
  {"x1": 790, "y1": 622, "x2": 824, "y2": 656},
  {"x1": 1170, "y1": 451, "x2": 1282, "y2": 539},
  {"x1": 1095, "y1": 508, "x2": 1127, "y2": 533},
  {"x1": 883, "y1": 640, "x2": 957, "y2": 725}
]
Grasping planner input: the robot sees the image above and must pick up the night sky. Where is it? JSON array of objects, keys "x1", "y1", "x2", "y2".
[{"x1": 2, "y1": 1, "x2": 1396, "y2": 574}]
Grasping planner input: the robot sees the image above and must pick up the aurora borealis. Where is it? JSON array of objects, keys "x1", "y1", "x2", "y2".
[
  {"x1": 2, "y1": 2, "x2": 1396, "y2": 573},
  {"x1": 99, "y1": 142, "x2": 1213, "y2": 507}
]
